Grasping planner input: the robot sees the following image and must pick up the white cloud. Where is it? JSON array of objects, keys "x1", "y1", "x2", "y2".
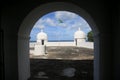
[
  {"x1": 34, "y1": 24, "x2": 45, "y2": 29},
  {"x1": 45, "y1": 18, "x2": 56, "y2": 26},
  {"x1": 55, "y1": 11, "x2": 78, "y2": 22},
  {"x1": 39, "y1": 25, "x2": 45, "y2": 29},
  {"x1": 57, "y1": 23, "x2": 68, "y2": 28},
  {"x1": 34, "y1": 18, "x2": 56, "y2": 28},
  {"x1": 68, "y1": 22, "x2": 82, "y2": 30},
  {"x1": 33, "y1": 11, "x2": 91, "y2": 32},
  {"x1": 55, "y1": 11, "x2": 89, "y2": 29},
  {"x1": 33, "y1": 19, "x2": 45, "y2": 28},
  {"x1": 72, "y1": 23, "x2": 82, "y2": 28}
]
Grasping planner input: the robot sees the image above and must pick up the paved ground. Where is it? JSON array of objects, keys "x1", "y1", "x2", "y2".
[{"x1": 30, "y1": 46, "x2": 94, "y2": 60}]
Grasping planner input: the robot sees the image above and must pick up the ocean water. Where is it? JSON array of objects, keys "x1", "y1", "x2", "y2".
[
  {"x1": 30, "y1": 40, "x2": 74, "y2": 42},
  {"x1": 30, "y1": 40, "x2": 90, "y2": 42}
]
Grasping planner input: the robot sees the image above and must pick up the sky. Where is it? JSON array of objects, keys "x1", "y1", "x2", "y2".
[{"x1": 30, "y1": 11, "x2": 91, "y2": 41}]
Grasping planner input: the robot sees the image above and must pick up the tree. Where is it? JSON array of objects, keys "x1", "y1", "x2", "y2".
[{"x1": 87, "y1": 31, "x2": 94, "y2": 42}]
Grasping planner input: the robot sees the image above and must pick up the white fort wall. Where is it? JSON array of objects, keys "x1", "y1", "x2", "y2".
[{"x1": 30, "y1": 42, "x2": 94, "y2": 49}]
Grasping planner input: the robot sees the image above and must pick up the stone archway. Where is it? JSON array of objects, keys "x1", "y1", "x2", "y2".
[{"x1": 18, "y1": 2, "x2": 99, "y2": 80}]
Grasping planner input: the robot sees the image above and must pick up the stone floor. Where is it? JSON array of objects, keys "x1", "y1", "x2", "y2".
[{"x1": 30, "y1": 46, "x2": 94, "y2": 60}]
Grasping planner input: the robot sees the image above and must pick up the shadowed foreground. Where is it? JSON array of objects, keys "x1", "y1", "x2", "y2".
[
  {"x1": 28, "y1": 59, "x2": 93, "y2": 80},
  {"x1": 29, "y1": 47, "x2": 94, "y2": 80}
]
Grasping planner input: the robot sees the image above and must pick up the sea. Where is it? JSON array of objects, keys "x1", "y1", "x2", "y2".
[{"x1": 30, "y1": 40, "x2": 74, "y2": 42}]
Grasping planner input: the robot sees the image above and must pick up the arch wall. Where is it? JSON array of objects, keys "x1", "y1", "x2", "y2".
[{"x1": 18, "y1": 2, "x2": 100, "y2": 80}]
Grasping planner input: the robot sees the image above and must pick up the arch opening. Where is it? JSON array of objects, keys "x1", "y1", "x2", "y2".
[
  {"x1": 29, "y1": 11, "x2": 94, "y2": 59},
  {"x1": 29, "y1": 11, "x2": 94, "y2": 80}
]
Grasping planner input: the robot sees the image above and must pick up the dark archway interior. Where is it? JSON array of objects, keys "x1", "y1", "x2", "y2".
[
  {"x1": 18, "y1": 2, "x2": 98, "y2": 80},
  {"x1": 29, "y1": 59, "x2": 93, "y2": 80},
  {"x1": 1, "y1": 1, "x2": 119, "y2": 80}
]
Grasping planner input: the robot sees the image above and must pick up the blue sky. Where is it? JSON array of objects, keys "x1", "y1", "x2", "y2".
[{"x1": 30, "y1": 11, "x2": 91, "y2": 41}]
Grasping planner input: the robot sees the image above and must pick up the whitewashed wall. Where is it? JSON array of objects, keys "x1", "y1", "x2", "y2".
[{"x1": 30, "y1": 42, "x2": 94, "y2": 49}]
